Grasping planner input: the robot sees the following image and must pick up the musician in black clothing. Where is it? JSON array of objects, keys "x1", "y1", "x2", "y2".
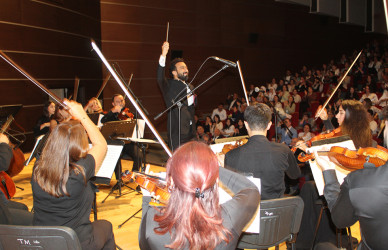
[
  {"x1": 0, "y1": 133, "x2": 33, "y2": 225},
  {"x1": 157, "y1": 41, "x2": 195, "y2": 151},
  {"x1": 101, "y1": 94, "x2": 140, "y2": 172}
]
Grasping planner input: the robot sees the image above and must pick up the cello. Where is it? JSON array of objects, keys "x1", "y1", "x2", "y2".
[{"x1": 0, "y1": 115, "x2": 25, "y2": 178}]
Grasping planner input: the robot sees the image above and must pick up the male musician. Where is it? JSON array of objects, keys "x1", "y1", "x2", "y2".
[
  {"x1": 0, "y1": 133, "x2": 33, "y2": 225},
  {"x1": 101, "y1": 94, "x2": 133, "y2": 123},
  {"x1": 224, "y1": 104, "x2": 300, "y2": 200},
  {"x1": 101, "y1": 94, "x2": 140, "y2": 172},
  {"x1": 157, "y1": 41, "x2": 195, "y2": 151}
]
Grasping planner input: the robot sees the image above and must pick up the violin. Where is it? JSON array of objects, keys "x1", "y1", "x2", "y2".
[
  {"x1": 118, "y1": 107, "x2": 134, "y2": 121},
  {"x1": 122, "y1": 170, "x2": 170, "y2": 206},
  {"x1": 327, "y1": 145, "x2": 388, "y2": 172},
  {"x1": 293, "y1": 128, "x2": 344, "y2": 162},
  {"x1": 221, "y1": 138, "x2": 248, "y2": 154}
]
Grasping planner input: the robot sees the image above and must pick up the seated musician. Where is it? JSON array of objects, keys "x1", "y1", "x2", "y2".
[
  {"x1": 31, "y1": 100, "x2": 116, "y2": 250},
  {"x1": 33, "y1": 101, "x2": 55, "y2": 138},
  {"x1": 0, "y1": 133, "x2": 33, "y2": 225},
  {"x1": 313, "y1": 151, "x2": 388, "y2": 250},
  {"x1": 296, "y1": 100, "x2": 373, "y2": 249},
  {"x1": 224, "y1": 103, "x2": 300, "y2": 200},
  {"x1": 101, "y1": 94, "x2": 133, "y2": 123},
  {"x1": 100, "y1": 94, "x2": 140, "y2": 172},
  {"x1": 84, "y1": 97, "x2": 103, "y2": 114},
  {"x1": 139, "y1": 141, "x2": 260, "y2": 249}
]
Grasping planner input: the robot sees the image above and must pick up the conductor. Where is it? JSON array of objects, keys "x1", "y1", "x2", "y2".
[{"x1": 157, "y1": 41, "x2": 195, "y2": 151}]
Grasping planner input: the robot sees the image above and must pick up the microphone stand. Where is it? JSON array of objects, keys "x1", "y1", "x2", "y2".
[{"x1": 154, "y1": 64, "x2": 230, "y2": 149}]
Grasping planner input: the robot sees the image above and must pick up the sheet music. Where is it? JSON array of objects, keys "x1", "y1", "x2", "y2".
[
  {"x1": 93, "y1": 144, "x2": 124, "y2": 179},
  {"x1": 219, "y1": 177, "x2": 261, "y2": 233},
  {"x1": 131, "y1": 119, "x2": 145, "y2": 139},
  {"x1": 308, "y1": 139, "x2": 355, "y2": 195},
  {"x1": 97, "y1": 113, "x2": 104, "y2": 128}
]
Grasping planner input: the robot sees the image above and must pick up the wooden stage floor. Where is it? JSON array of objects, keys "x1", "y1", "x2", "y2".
[{"x1": 11, "y1": 153, "x2": 361, "y2": 250}]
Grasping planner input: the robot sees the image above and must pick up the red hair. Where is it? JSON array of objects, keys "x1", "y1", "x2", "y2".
[{"x1": 154, "y1": 141, "x2": 231, "y2": 249}]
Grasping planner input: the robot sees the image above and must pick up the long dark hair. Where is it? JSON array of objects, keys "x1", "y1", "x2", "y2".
[
  {"x1": 341, "y1": 100, "x2": 372, "y2": 148},
  {"x1": 154, "y1": 141, "x2": 231, "y2": 249}
]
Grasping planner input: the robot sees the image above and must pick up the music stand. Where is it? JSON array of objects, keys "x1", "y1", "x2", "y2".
[
  {"x1": 99, "y1": 121, "x2": 138, "y2": 202},
  {"x1": 100, "y1": 120, "x2": 136, "y2": 141},
  {"x1": 91, "y1": 139, "x2": 133, "y2": 203},
  {"x1": 116, "y1": 137, "x2": 159, "y2": 228},
  {"x1": 0, "y1": 104, "x2": 22, "y2": 125}
]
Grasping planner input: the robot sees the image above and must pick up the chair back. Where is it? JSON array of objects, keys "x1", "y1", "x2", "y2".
[
  {"x1": 0, "y1": 225, "x2": 81, "y2": 250},
  {"x1": 237, "y1": 196, "x2": 304, "y2": 249}
]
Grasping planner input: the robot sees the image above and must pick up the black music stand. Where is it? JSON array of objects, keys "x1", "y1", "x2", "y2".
[
  {"x1": 100, "y1": 121, "x2": 137, "y2": 202},
  {"x1": 100, "y1": 120, "x2": 136, "y2": 140},
  {"x1": 0, "y1": 104, "x2": 22, "y2": 124},
  {"x1": 117, "y1": 138, "x2": 160, "y2": 228}
]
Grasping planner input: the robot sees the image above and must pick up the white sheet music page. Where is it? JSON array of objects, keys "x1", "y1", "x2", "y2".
[
  {"x1": 308, "y1": 139, "x2": 355, "y2": 195},
  {"x1": 93, "y1": 144, "x2": 124, "y2": 179}
]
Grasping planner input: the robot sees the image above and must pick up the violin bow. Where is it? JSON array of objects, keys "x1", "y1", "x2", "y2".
[
  {"x1": 73, "y1": 76, "x2": 80, "y2": 101},
  {"x1": 96, "y1": 73, "x2": 111, "y2": 99},
  {"x1": 123, "y1": 73, "x2": 133, "y2": 101},
  {"x1": 91, "y1": 40, "x2": 173, "y2": 157},
  {"x1": 237, "y1": 60, "x2": 250, "y2": 106},
  {"x1": 0, "y1": 51, "x2": 66, "y2": 108},
  {"x1": 315, "y1": 50, "x2": 363, "y2": 119}
]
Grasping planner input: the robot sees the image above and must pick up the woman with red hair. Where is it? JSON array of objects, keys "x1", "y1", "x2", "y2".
[{"x1": 139, "y1": 141, "x2": 260, "y2": 249}]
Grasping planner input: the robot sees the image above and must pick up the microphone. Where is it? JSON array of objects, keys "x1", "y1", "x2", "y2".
[{"x1": 211, "y1": 56, "x2": 237, "y2": 68}]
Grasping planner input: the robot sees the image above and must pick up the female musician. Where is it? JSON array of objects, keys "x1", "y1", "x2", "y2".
[
  {"x1": 139, "y1": 141, "x2": 260, "y2": 250},
  {"x1": 318, "y1": 99, "x2": 372, "y2": 148},
  {"x1": 33, "y1": 101, "x2": 55, "y2": 138},
  {"x1": 31, "y1": 100, "x2": 115, "y2": 250},
  {"x1": 84, "y1": 97, "x2": 103, "y2": 114},
  {"x1": 296, "y1": 99, "x2": 373, "y2": 249}
]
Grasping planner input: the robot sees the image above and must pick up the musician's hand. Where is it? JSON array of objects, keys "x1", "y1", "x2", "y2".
[
  {"x1": 111, "y1": 105, "x2": 122, "y2": 113},
  {"x1": 0, "y1": 133, "x2": 9, "y2": 145},
  {"x1": 216, "y1": 153, "x2": 225, "y2": 168},
  {"x1": 295, "y1": 140, "x2": 308, "y2": 152},
  {"x1": 313, "y1": 150, "x2": 336, "y2": 171},
  {"x1": 64, "y1": 100, "x2": 87, "y2": 122},
  {"x1": 161, "y1": 42, "x2": 169, "y2": 57},
  {"x1": 315, "y1": 106, "x2": 328, "y2": 120}
]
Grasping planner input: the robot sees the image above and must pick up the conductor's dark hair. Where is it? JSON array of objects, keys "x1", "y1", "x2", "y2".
[
  {"x1": 170, "y1": 58, "x2": 185, "y2": 76},
  {"x1": 244, "y1": 103, "x2": 272, "y2": 131}
]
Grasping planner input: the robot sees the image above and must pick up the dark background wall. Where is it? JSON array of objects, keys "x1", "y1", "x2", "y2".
[
  {"x1": 0, "y1": 0, "x2": 386, "y2": 151},
  {"x1": 0, "y1": 0, "x2": 101, "y2": 151}
]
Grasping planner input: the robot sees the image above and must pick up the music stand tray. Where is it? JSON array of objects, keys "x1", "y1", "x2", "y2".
[
  {"x1": 0, "y1": 104, "x2": 23, "y2": 125},
  {"x1": 100, "y1": 120, "x2": 136, "y2": 141}
]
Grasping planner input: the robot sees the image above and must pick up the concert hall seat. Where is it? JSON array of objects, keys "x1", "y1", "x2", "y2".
[
  {"x1": 237, "y1": 196, "x2": 304, "y2": 250},
  {"x1": 0, "y1": 225, "x2": 81, "y2": 250}
]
